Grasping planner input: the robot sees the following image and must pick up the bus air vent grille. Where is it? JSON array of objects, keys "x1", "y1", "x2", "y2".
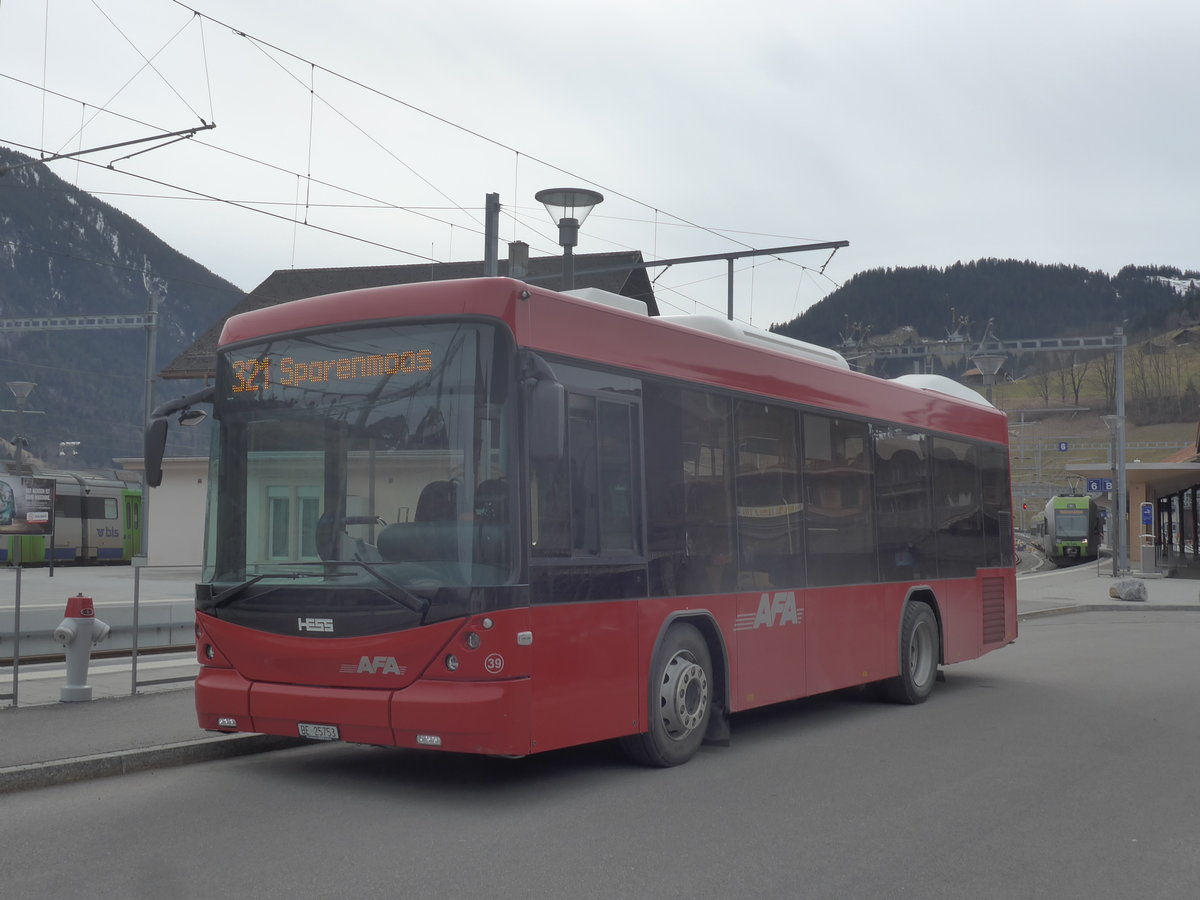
[{"x1": 981, "y1": 577, "x2": 1007, "y2": 645}]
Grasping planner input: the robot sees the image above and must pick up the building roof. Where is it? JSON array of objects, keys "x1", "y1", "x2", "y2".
[{"x1": 161, "y1": 250, "x2": 658, "y2": 380}]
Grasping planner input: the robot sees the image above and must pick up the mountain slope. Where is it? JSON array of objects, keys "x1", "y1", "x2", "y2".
[
  {"x1": 0, "y1": 146, "x2": 244, "y2": 466},
  {"x1": 776, "y1": 258, "x2": 1200, "y2": 364}
]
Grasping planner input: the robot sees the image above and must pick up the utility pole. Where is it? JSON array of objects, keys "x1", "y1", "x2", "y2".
[
  {"x1": 139, "y1": 267, "x2": 164, "y2": 564},
  {"x1": 483, "y1": 193, "x2": 500, "y2": 276},
  {"x1": 1099, "y1": 328, "x2": 1129, "y2": 576}
]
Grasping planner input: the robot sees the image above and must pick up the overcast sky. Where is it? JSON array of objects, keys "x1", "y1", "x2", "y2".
[{"x1": 1, "y1": 0, "x2": 1196, "y2": 328}]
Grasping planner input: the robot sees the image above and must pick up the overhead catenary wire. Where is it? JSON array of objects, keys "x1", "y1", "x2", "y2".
[
  {"x1": 6, "y1": 70, "x2": 827, "y2": 290},
  {"x1": 5, "y1": 124, "x2": 836, "y2": 322},
  {"x1": 0, "y1": 66, "x2": 496, "y2": 239},
  {"x1": 196, "y1": 11, "x2": 215, "y2": 125},
  {"x1": 82, "y1": 155, "x2": 445, "y2": 264},
  {"x1": 55, "y1": 4, "x2": 207, "y2": 157},
  {"x1": 0, "y1": 76, "x2": 483, "y2": 243},
  {"x1": 1, "y1": 134, "x2": 442, "y2": 263},
  {"x1": 166, "y1": 0, "x2": 805, "y2": 258},
  {"x1": 6, "y1": 2, "x2": 845, "y2": 322},
  {"x1": 238, "y1": 34, "x2": 484, "y2": 232}
]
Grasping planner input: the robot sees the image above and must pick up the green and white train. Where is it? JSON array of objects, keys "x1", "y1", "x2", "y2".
[
  {"x1": 1, "y1": 468, "x2": 142, "y2": 565},
  {"x1": 1031, "y1": 494, "x2": 1102, "y2": 566}
]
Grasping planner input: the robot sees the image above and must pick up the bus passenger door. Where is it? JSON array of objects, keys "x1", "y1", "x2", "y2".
[
  {"x1": 527, "y1": 380, "x2": 644, "y2": 751},
  {"x1": 731, "y1": 400, "x2": 807, "y2": 708}
]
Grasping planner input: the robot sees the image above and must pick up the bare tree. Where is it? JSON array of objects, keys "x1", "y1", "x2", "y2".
[
  {"x1": 1065, "y1": 351, "x2": 1094, "y2": 408},
  {"x1": 1030, "y1": 354, "x2": 1054, "y2": 407},
  {"x1": 1093, "y1": 350, "x2": 1117, "y2": 413},
  {"x1": 1053, "y1": 351, "x2": 1071, "y2": 406}
]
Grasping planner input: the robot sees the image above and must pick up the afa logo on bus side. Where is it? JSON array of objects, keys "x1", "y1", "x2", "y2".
[{"x1": 733, "y1": 591, "x2": 803, "y2": 631}]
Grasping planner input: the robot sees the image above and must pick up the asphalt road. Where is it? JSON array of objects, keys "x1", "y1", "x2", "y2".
[{"x1": 3, "y1": 608, "x2": 1199, "y2": 899}]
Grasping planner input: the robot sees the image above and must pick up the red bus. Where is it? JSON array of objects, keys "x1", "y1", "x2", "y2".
[{"x1": 146, "y1": 277, "x2": 1017, "y2": 766}]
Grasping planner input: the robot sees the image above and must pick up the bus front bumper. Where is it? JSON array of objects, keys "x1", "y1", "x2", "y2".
[{"x1": 196, "y1": 667, "x2": 533, "y2": 756}]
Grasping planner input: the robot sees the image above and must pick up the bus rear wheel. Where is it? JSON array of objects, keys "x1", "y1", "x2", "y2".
[
  {"x1": 877, "y1": 602, "x2": 938, "y2": 705},
  {"x1": 620, "y1": 623, "x2": 713, "y2": 767}
]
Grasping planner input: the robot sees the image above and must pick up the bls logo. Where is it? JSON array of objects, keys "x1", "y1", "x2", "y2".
[{"x1": 734, "y1": 591, "x2": 802, "y2": 631}]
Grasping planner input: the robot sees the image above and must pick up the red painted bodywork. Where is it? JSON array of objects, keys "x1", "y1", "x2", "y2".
[{"x1": 197, "y1": 278, "x2": 1018, "y2": 755}]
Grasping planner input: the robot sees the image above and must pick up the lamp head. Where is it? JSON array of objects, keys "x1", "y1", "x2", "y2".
[
  {"x1": 6, "y1": 381, "x2": 35, "y2": 401},
  {"x1": 534, "y1": 188, "x2": 604, "y2": 228}
]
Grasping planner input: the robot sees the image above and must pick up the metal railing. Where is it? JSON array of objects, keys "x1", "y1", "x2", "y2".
[{"x1": 1, "y1": 560, "x2": 196, "y2": 707}]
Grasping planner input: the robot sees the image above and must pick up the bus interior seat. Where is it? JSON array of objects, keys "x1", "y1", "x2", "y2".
[
  {"x1": 377, "y1": 520, "x2": 458, "y2": 563},
  {"x1": 473, "y1": 478, "x2": 507, "y2": 522},
  {"x1": 375, "y1": 480, "x2": 460, "y2": 563},
  {"x1": 415, "y1": 479, "x2": 457, "y2": 521}
]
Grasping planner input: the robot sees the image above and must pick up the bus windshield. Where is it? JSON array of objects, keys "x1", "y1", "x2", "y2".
[{"x1": 202, "y1": 321, "x2": 515, "y2": 616}]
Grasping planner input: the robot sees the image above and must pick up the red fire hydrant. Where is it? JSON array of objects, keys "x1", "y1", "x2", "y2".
[{"x1": 52, "y1": 594, "x2": 111, "y2": 702}]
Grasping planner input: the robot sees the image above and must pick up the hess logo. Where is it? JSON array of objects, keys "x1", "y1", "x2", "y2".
[{"x1": 297, "y1": 617, "x2": 334, "y2": 632}]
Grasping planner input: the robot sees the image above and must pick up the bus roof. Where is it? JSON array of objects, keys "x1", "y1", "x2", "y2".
[{"x1": 218, "y1": 277, "x2": 1009, "y2": 446}]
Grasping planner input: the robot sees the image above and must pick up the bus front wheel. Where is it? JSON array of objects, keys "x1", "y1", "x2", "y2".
[
  {"x1": 620, "y1": 623, "x2": 713, "y2": 767},
  {"x1": 877, "y1": 602, "x2": 939, "y2": 705}
]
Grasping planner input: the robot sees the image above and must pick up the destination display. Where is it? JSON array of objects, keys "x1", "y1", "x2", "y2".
[{"x1": 230, "y1": 348, "x2": 435, "y2": 394}]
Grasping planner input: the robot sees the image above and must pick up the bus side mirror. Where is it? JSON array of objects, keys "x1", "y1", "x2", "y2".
[
  {"x1": 144, "y1": 386, "x2": 214, "y2": 488},
  {"x1": 145, "y1": 417, "x2": 168, "y2": 488}
]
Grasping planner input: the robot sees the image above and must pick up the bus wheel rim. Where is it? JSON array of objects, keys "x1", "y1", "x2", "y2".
[
  {"x1": 659, "y1": 651, "x2": 708, "y2": 739},
  {"x1": 909, "y1": 619, "x2": 934, "y2": 686}
]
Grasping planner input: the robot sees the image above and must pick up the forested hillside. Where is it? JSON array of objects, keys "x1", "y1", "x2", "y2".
[
  {"x1": 774, "y1": 259, "x2": 1200, "y2": 429},
  {"x1": 776, "y1": 259, "x2": 1200, "y2": 361},
  {"x1": 0, "y1": 147, "x2": 243, "y2": 466}
]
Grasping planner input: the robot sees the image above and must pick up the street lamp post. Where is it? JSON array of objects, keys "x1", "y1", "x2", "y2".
[
  {"x1": 970, "y1": 319, "x2": 1007, "y2": 404},
  {"x1": 534, "y1": 188, "x2": 604, "y2": 291},
  {"x1": 972, "y1": 353, "x2": 1007, "y2": 403}
]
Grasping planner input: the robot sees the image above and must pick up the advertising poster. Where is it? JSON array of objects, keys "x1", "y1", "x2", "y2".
[{"x1": 0, "y1": 475, "x2": 56, "y2": 535}]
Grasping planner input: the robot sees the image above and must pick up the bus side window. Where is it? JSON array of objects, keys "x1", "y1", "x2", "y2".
[
  {"x1": 531, "y1": 458, "x2": 570, "y2": 557},
  {"x1": 803, "y1": 414, "x2": 876, "y2": 587},
  {"x1": 531, "y1": 392, "x2": 635, "y2": 559},
  {"x1": 679, "y1": 390, "x2": 734, "y2": 594},
  {"x1": 734, "y1": 400, "x2": 803, "y2": 590}
]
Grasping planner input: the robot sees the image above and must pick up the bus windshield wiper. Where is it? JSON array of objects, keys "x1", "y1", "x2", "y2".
[
  {"x1": 208, "y1": 564, "x2": 430, "y2": 618},
  {"x1": 210, "y1": 572, "x2": 323, "y2": 609},
  {"x1": 334, "y1": 560, "x2": 432, "y2": 619}
]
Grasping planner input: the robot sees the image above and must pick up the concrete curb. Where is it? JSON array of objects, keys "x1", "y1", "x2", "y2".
[
  {"x1": 0, "y1": 733, "x2": 307, "y2": 794},
  {"x1": 1019, "y1": 604, "x2": 1200, "y2": 620}
]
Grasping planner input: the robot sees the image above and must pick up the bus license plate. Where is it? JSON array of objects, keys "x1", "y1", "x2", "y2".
[{"x1": 298, "y1": 723, "x2": 339, "y2": 741}]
